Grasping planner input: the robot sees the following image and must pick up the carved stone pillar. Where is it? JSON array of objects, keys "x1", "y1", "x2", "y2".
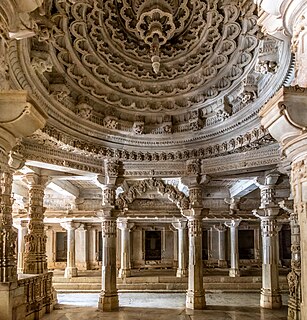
[
  {"x1": 0, "y1": 91, "x2": 46, "y2": 319},
  {"x1": 23, "y1": 173, "x2": 49, "y2": 274},
  {"x1": 253, "y1": 172, "x2": 282, "y2": 309},
  {"x1": 172, "y1": 220, "x2": 188, "y2": 277},
  {"x1": 15, "y1": 220, "x2": 28, "y2": 274},
  {"x1": 181, "y1": 174, "x2": 206, "y2": 310},
  {"x1": 87, "y1": 225, "x2": 98, "y2": 269},
  {"x1": 0, "y1": 164, "x2": 17, "y2": 282},
  {"x1": 185, "y1": 216, "x2": 205, "y2": 309},
  {"x1": 259, "y1": 86, "x2": 307, "y2": 318},
  {"x1": 225, "y1": 219, "x2": 241, "y2": 277},
  {"x1": 75, "y1": 224, "x2": 88, "y2": 270},
  {"x1": 61, "y1": 221, "x2": 80, "y2": 278},
  {"x1": 280, "y1": 200, "x2": 301, "y2": 320},
  {"x1": 98, "y1": 216, "x2": 118, "y2": 311},
  {"x1": 97, "y1": 159, "x2": 122, "y2": 311},
  {"x1": 213, "y1": 224, "x2": 227, "y2": 268},
  {"x1": 117, "y1": 218, "x2": 133, "y2": 278}
]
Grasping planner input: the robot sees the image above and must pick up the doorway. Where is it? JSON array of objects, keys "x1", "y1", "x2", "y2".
[{"x1": 145, "y1": 231, "x2": 162, "y2": 261}]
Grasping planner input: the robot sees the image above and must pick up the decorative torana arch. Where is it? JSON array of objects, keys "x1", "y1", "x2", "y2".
[{"x1": 116, "y1": 178, "x2": 190, "y2": 210}]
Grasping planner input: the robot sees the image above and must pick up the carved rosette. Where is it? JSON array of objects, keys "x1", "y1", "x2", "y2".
[{"x1": 23, "y1": 175, "x2": 49, "y2": 274}]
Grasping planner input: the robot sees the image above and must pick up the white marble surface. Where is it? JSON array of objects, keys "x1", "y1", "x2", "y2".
[{"x1": 42, "y1": 292, "x2": 288, "y2": 319}]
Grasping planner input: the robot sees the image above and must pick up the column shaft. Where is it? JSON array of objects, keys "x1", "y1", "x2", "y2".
[
  {"x1": 23, "y1": 175, "x2": 48, "y2": 274},
  {"x1": 61, "y1": 222, "x2": 79, "y2": 278},
  {"x1": 118, "y1": 220, "x2": 132, "y2": 278},
  {"x1": 98, "y1": 218, "x2": 119, "y2": 311},
  {"x1": 260, "y1": 217, "x2": 282, "y2": 308},
  {"x1": 172, "y1": 221, "x2": 188, "y2": 277},
  {"x1": 214, "y1": 225, "x2": 227, "y2": 268},
  {"x1": 287, "y1": 208, "x2": 301, "y2": 320},
  {"x1": 225, "y1": 220, "x2": 240, "y2": 277},
  {"x1": 0, "y1": 163, "x2": 17, "y2": 282},
  {"x1": 186, "y1": 217, "x2": 205, "y2": 309},
  {"x1": 17, "y1": 221, "x2": 28, "y2": 274}
]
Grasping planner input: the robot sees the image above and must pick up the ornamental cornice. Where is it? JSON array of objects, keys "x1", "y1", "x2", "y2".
[
  {"x1": 22, "y1": 140, "x2": 104, "y2": 174},
  {"x1": 25, "y1": 123, "x2": 275, "y2": 163},
  {"x1": 201, "y1": 144, "x2": 280, "y2": 174}
]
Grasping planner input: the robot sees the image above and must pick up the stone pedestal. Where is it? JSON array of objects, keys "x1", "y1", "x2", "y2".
[
  {"x1": 172, "y1": 220, "x2": 188, "y2": 277},
  {"x1": 225, "y1": 219, "x2": 241, "y2": 277},
  {"x1": 117, "y1": 219, "x2": 133, "y2": 278},
  {"x1": 214, "y1": 224, "x2": 227, "y2": 268},
  {"x1": 186, "y1": 217, "x2": 205, "y2": 309},
  {"x1": 98, "y1": 217, "x2": 119, "y2": 311},
  {"x1": 61, "y1": 221, "x2": 80, "y2": 278}
]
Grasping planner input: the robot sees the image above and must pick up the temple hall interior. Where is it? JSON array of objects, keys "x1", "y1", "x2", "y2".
[{"x1": 0, "y1": 0, "x2": 307, "y2": 319}]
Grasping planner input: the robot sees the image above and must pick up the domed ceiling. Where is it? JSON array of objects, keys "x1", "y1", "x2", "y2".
[{"x1": 9, "y1": 0, "x2": 292, "y2": 158}]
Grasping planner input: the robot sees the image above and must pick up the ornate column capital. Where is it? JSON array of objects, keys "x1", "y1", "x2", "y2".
[
  {"x1": 224, "y1": 219, "x2": 241, "y2": 229},
  {"x1": 117, "y1": 218, "x2": 134, "y2": 231},
  {"x1": 60, "y1": 221, "x2": 80, "y2": 231},
  {"x1": 213, "y1": 224, "x2": 227, "y2": 232},
  {"x1": 172, "y1": 219, "x2": 187, "y2": 230},
  {"x1": 23, "y1": 172, "x2": 50, "y2": 189}
]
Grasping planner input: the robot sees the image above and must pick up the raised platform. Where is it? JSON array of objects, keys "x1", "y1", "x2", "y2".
[{"x1": 52, "y1": 268, "x2": 290, "y2": 293}]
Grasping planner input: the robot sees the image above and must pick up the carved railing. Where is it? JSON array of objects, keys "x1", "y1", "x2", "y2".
[{"x1": 18, "y1": 272, "x2": 55, "y2": 319}]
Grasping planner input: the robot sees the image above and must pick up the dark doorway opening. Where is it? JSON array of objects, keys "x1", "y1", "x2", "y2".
[
  {"x1": 202, "y1": 230, "x2": 208, "y2": 260},
  {"x1": 145, "y1": 231, "x2": 162, "y2": 261},
  {"x1": 56, "y1": 232, "x2": 67, "y2": 262},
  {"x1": 238, "y1": 230, "x2": 254, "y2": 259},
  {"x1": 98, "y1": 231, "x2": 102, "y2": 261},
  {"x1": 279, "y1": 227, "x2": 291, "y2": 266}
]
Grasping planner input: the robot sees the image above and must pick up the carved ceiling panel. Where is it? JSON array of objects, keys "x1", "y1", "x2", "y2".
[
  {"x1": 4, "y1": 0, "x2": 292, "y2": 154},
  {"x1": 49, "y1": 0, "x2": 259, "y2": 112}
]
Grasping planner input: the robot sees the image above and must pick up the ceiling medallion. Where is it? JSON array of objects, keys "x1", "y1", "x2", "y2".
[{"x1": 119, "y1": 0, "x2": 191, "y2": 73}]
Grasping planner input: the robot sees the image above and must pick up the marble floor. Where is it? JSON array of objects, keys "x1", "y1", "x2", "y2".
[{"x1": 42, "y1": 292, "x2": 288, "y2": 319}]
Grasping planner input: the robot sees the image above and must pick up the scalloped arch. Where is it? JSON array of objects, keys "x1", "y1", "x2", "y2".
[{"x1": 116, "y1": 178, "x2": 190, "y2": 210}]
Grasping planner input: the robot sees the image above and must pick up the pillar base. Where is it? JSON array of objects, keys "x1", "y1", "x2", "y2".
[
  {"x1": 260, "y1": 289, "x2": 282, "y2": 309},
  {"x1": 288, "y1": 298, "x2": 300, "y2": 320},
  {"x1": 186, "y1": 291, "x2": 206, "y2": 310},
  {"x1": 229, "y1": 268, "x2": 240, "y2": 277},
  {"x1": 64, "y1": 267, "x2": 78, "y2": 278},
  {"x1": 98, "y1": 292, "x2": 119, "y2": 311},
  {"x1": 218, "y1": 260, "x2": 228, "y2": 268},
  {"x1": 176, "y1": 268, "x2": 188, "y2": 278},
  {"x1": 118, "y1": 268, "x2": 131, "y2": 278},
  {"x1": 23, "y1": 259, "x2": 47, "y2": 274}
]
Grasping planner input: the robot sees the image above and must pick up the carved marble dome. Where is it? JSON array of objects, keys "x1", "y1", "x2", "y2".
[{"x1": 7, "y1": 0, "x2": 293, "y2": 159}]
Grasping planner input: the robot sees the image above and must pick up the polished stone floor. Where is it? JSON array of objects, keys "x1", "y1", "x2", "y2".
[{"x1": 42, "y1": 292, "x2": 288, "y2": 319}]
